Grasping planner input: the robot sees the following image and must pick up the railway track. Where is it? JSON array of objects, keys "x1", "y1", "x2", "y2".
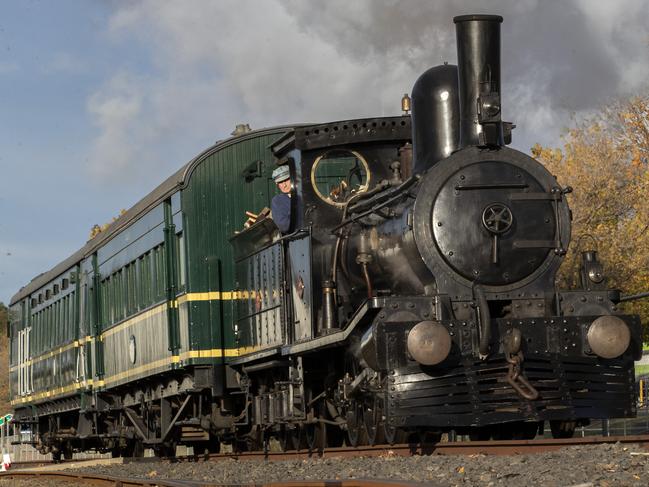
[
  {"x1": 202, "y1": 434, "x2": 649, "y2": 459},
  {"x1": 5, "y1": 435, "x2": 649, "y2": 486},
  {"x1": 2, "y1": 471, "x2": 420, "y2": 487},
  {"x1": 10, "y1": 434, "x2": 649, "y2": 466}
]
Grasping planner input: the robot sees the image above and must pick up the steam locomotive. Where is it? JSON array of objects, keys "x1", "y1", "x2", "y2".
[{"x1": 8, "y1": 14, "x2": 641, "y2": 459}]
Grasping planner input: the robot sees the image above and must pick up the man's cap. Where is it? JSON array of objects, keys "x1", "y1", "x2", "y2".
[{"x1": 272, "y1": 165, "x2": 290, "y2": 183}]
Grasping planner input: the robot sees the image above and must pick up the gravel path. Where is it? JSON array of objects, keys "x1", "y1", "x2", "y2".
[{"x1": 50, "y1": 442, "x2": 648, "y2": 486}]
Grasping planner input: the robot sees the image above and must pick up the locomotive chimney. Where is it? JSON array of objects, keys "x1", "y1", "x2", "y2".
[
  {"x1": 454, "y1": 14, "x2": 510, "y2": 148},
  {"x1": 411, "y1": 64, "x2": 460, "y2": 173}
]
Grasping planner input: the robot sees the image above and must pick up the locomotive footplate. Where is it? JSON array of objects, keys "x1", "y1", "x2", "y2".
[{"x1": 385, "y1": 314, "x2": 641, "y2": 429}]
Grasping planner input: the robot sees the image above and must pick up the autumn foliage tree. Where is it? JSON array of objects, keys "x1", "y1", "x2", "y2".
[
  {"x1": 89, "y1": 209, "x2": 127, "y2": 240},
  {"x1": 532, "y1": 94, "x2": 649, "y2": 335}
]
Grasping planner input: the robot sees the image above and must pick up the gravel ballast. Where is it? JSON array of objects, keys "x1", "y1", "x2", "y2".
[{"x1": 50, "y1": 442, "x2": 649, "y2": 486}]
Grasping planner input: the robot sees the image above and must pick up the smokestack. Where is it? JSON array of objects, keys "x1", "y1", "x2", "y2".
[
  {"x1": 410, "y1": 64, "x2": 460, "y2": 173},
  {"x1": 454, "y1": 14, "x2": 508, "y2": 148}
]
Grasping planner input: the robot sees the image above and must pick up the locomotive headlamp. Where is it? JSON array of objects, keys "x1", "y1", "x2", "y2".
[
  {"x1": 586, "y1": 315, "x2": 631, "y2": 359},
  {"x1": 407, "y1": 320, "x2": 452, "y2": 366},
  {"x1": 478, "y1": 93, "x2": 501, "y2": 121}
]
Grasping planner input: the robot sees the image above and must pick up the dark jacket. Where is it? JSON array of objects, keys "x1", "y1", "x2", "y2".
[{"x1": 271, "y1": 193, "x2": 291, "y2": 233}]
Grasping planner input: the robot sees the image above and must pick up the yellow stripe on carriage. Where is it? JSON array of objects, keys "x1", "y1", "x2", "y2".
[
  {"x1": 176, "y1": 291, "x2": 255, "y2": 303},
  {"x1": 10, "y1": 345, "x2": 268, "y2": 406},
  {"x1": 101, "y1": 302, "x2": 168, "y2": 339}
]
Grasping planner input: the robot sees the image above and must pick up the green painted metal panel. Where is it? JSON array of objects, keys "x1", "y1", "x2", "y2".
[{"x1": 181, "y1": 131, "x2": 290, "y2": 362}]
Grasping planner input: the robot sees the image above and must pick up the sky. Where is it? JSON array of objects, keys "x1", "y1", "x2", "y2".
[{"x1": 1, "y1": 0, "x2": 648, "y2": 305}]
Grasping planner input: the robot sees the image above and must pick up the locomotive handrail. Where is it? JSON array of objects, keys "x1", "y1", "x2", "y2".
[
  {"x1": 619, "y1": 291, "x2": 649, "y2": 302},
  {"x1": 345, "y1": 174, "x2": 420, "y2": 217},
  {"x1": 230, "y1": 228, "x2": 309, "y2": 263},
  {"x1": 331, "y1": 175, "x2": 421, "y2": 233}
]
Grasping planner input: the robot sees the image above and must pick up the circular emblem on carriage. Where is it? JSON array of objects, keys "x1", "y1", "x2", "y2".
[
  {"x1": 482, "y1": 203, "x2": 513, "y2": 234},
  {"x1": 129, "y1": 335, "x2": 137, "y2": 364}
]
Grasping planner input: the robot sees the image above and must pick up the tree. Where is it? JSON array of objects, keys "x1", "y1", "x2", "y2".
[
  {"x1": 89, "y1": 209, "x2": 127, "y2": 240},
  {"x1": 532, "y1": 94, "x2": 649, "y2": 336}
]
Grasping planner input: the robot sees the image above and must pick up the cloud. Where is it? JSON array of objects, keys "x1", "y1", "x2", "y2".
[
  {"x1": 85, "y1": 0, "x2": 649, "y2": 182},
  {"x1": 87, "y1": 72, "x2": 142, "y2": 179}
]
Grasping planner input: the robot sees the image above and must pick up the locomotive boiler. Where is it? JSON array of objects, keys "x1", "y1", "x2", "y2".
[{"x1": 7, "y1": 14, "x2": 642, "y2": 459}]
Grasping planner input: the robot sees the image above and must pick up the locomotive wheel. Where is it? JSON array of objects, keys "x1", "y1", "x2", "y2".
[
  {"x1": 346, "y1": 402, "x2": 368, "y2": 447},
  {"x1": 154, "y1": 441, "x2": 177, "y2": 458},
  {"x1": 383, "y1": 422, "x2": 407, "y2": 445},
  {"x1": 51, "y1": 449, "x2": 62, "y2": 463},
  {"x1": 326, "y1": 423, "x2": 345, "y2": 447},
  {"x1": 278, "y1": 425, "x2": 291, "y2": 451},
  {"x1": 550, "y1": 420, "x2": 576, "y2": 439},
  {"x1": 363, "y1": 399, "x2": 385, "y2": 446},
  {"x1": 511, "y1": 421, "x2": 540, "y2": 440},
  {"x1": 468, "y1": 427, "x2": 491, "y2": 441},
  {"x1": 63, "y1": 442, "x2": 74, "y2": 460},
  {"x1": 418, "y1": 430, "x2": 442, "y2": 445},
  {"x1": 279, "y1": 425, "x2": 303, "y2": 451},
  {"x1": 245, "y1": 426, "x2": 264, "y2": 451},
  {"x1": 189, "y1": 440, "x2": 220, "y2": 456},
  {"x1": 124, "y1": 439, "x2": 145, "y2": 458},
  {"x1": 305, "y1": 422, "x2": 326, "y2": 452},
  {"x1": 491, "y1": 423, "x2": 528, "y2": 440}
]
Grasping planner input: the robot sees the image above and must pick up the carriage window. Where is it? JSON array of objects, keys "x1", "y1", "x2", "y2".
[{"x1": 311, "y1": 150, "x2": 370, "y2": 207}]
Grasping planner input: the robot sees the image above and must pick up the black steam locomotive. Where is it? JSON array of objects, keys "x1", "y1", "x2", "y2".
[
  {"x1": 268, "y1": 14, "x2": 642, "y2": 443},
  {"x1": 9, "y1": 14, "x2": 642, "y2": 458}
]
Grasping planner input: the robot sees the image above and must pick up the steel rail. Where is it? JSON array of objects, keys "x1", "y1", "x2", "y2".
[
  {"x1": 0, "y1": 471, "x2": 424, "y2": 487},
  {"x1": 7, "y1": 434, "x2": 649, "y2": 487},
  {"x1": 12, "y1": 434, "x2": 649, "y2": 469},
  {"x1": 194, "y1": 434, "x2": 649, "y2": 460},
  {"x1": 11, "y1": 434, "x2": 649, "y2": 469}
]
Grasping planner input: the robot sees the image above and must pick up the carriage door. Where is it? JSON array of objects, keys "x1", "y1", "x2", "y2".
[
  {"x1": 76, "y1": 270, "x2": 87, "y2": 384},
  {"x1": 18, "y1": 326, "x2": 32, "y2": 396},
  {"x1": 287, "y1": 232, "x2": 313, "y2": 342}
]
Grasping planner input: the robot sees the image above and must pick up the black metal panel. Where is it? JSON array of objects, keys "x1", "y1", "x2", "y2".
[
  {"x1": 293, "y1": 117, "x2": 411, "y2": 151},
  {"x1": 432, "y1": 160, "x2": 554, "y2": 285},
  {"x1": 229, "y1": 218, "x2": 279, "y2": 263},
  {"x1": 381, "y1": 312, "x2": 639, "y2": 428},
  {"x1": 234, "y1": 242, "x2": 285, "y2": 350},
  {"x1": 288, "y1": 234, "x2": 314, "y2": 342},
  {"x1": 388, "y1": 354, "x2": 635, "y2": 428},
  {"x1": 412, "y1": 146, "x2": 571, "y2": 296}
]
